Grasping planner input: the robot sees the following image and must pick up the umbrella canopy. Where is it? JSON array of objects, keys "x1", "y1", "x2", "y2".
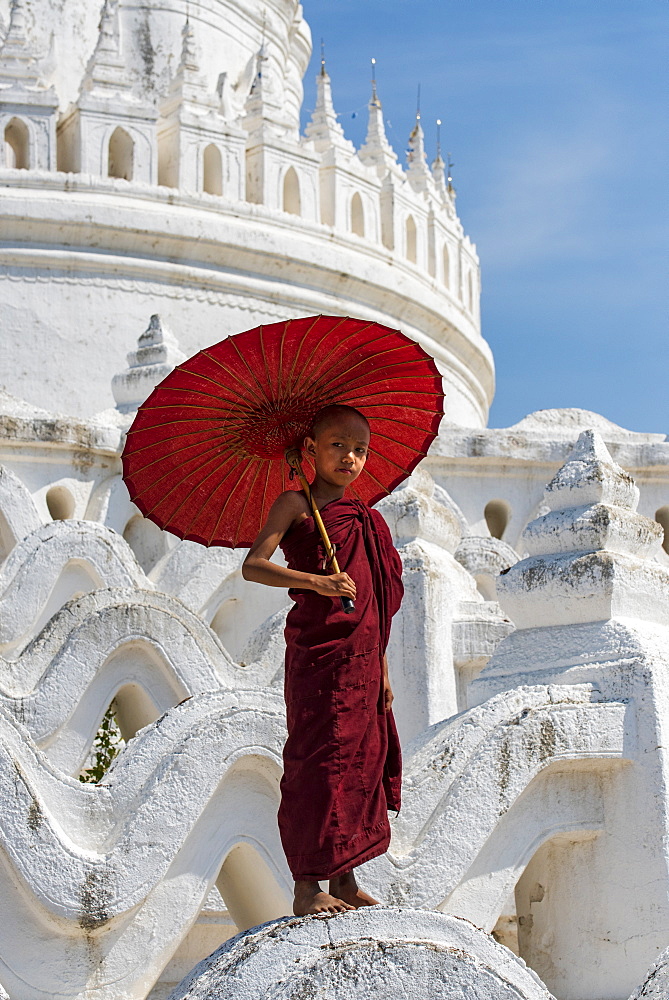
[{"x1": 122, "y1": 315, "x2": 444, "y2": 547}]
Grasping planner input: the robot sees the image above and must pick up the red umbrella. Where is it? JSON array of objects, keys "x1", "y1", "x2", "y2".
[{"x1": 121, "y1": 315, "x2": 444, "y2": 549}]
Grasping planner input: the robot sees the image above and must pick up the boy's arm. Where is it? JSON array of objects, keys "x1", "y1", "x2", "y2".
[
  {"x1": 382, "y1": 653, "x2": 394, "y2": 711},
  {"x1": 241, "y1": 492, "x2": 356, "y2": 600}
]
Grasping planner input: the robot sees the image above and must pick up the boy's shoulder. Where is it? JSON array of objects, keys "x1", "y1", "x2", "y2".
[{"x1": 273, "y1": 489, "x2": 311, "y2": 515}]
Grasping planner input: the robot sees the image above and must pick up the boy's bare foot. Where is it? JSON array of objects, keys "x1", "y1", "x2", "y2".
[
  {"x1": 293, "y1": 880, "x2": 356, "y2": 915},
  {"x1": 329, "y1": 870, "x2": 381, "y2": 908}
]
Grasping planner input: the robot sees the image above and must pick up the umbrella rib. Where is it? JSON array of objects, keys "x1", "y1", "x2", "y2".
[
  {"x1": 301, "y1": 323, "x2": 400, "y2": 385},
  {"x1": 288, "y1": 318, "x2": 373, "y2": 403},
  {"x1": 153, "y1": 453, "x2": 247, "y2": 528},
  {"x1": 227, "y1": 335, "x2": 279, "y2": 405},
  {"x1": 133, "y1": 442, "x2": 235, "y2": 505},
  {"x1": 197, "y1": 349, "x2": 269, "y2": 407},
  {"x1": 154, "y1": 370, "x2": 263, "y2": 409},
  {"x1": 343, "y1": 365, "x2": 442, "y2": 391},
  {"x1": 258, "y1": 326, "x2": 273, "y2": 405},
  {"x1": 276, "y1": 319, "x2": 292, "y2": 407},
  {"x1": 290, "y1": 319, "x2": 377, "y2": 400},
  {"x1": 360, "y1": 463, "x2": 391, "y2": 494},
  {"x1": 346, "y1": 407, "x2": 445, "y2": 426},
  {"x1": 229, "y1": 460, "x2": 265, "y2": 548},
  {"x1": 366, "y1": 447, "x2": 423, "y2": 475},
  {"x1": 204, "y1": 457, "x2": 262, "y2": 547},
  {"x1": 362, "y1": 417, "x2": 436, "y2": 440},
  {"x1": 306, "y1": 344, "x2": 432, "y2": 399},
  {"x1": 285, "y1": 315, "x2": 327, "y2": 394},
  {"x1": 124, "y1": 423, "x2": 244, "y2": 457},
  {"x1": 340, "y1": 389, "x2": 443, "y2": 408},
  {"x1": 124, "y1": 431, "x2": 246, "y2": 474}
]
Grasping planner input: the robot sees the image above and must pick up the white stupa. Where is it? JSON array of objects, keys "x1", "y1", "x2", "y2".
[{"x1": 1, "y1": 2, "x2": 669, "y2": 999}]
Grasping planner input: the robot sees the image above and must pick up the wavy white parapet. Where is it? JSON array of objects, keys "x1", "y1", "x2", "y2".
[
  {"x1": 0, "y1": 519, "x2": 151, "y2": 655},
  {"x1": 0, "y1": 684, "x2": 627, "y2": 1000},
  {"x1": 169, "y1": 908, "x2": 555, "y2": 1000},
  {"x1": 0, "y1": 691, "x2": 289, "y2": 1000},
  {"x1": 361, "y1": 685, "x2": 626, "y2": 927},
  {"x1": 0, "y1": 465, "x2": 42, "y2": 555},
  {"x1": 0, "y1": 587, "x2": 285, "y2": 773}
]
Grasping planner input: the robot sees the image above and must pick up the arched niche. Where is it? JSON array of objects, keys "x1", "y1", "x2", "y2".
[
  {"x1": 0, "y1": 508, "x2": 14, "y2": 563},
  {"x1": 655, "y1": 506, "x2": 669, "y2": 555},
  {"x1": 46, "y1": 485, "x2": 75, "y2": 520},
  {"x1": 484, "y1": 499, "x2": 512, "y2": 540},
  {"x1": 108, "y1": 126, "x2": 134, "y2": 180},
  {"x1": 4, "y1": 117, "x2": 30, "y2": 169},
  {"x1": 282, "y1": 166, "x2": 301, "y2": 216},
  {"x1": 113, "y1": 681, "x2": 162, "y2": 742},
  {"x1": 442, "y1": 244, "x2": 450, "y2": 288},
  {"x1": 405, "y1": 214, "x2": 417, "y2": 263},
  {"x1": 216, "y1": 841, "x2": 289, "y2": 932},
  {"x1": 210, "y1": 597, "x2": 239, "y2": 649},
  {"x1": 514, "y1": 829, "x2": 602, "y2": 998},
  {"x1": 203, "y1": 143, "x2": 222, "y2": 196},
  {"x1": 123, "y1": 513, "x2": 167, "y2": 574},
  {"x1": 350, "y1": 191, "x2": 365, "y2": 237}
]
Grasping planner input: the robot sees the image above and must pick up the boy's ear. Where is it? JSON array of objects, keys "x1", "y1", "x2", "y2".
[{"x1": 303, "y1": 435, "x2": 317, "y2": 457}]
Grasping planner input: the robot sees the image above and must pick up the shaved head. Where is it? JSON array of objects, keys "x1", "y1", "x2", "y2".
[{"x1": 310, "y1": 404, "x2": 370, "y2": 439}]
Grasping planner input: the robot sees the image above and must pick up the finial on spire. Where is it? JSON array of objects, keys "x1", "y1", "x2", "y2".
[
  {"x1": 305, "y1": 48, "x2": 352, "y2": 154},
  {"x1": 447, "y1": 152, "x2": 455, "y2": 194},
  {"x1": 407, "y1": 92, "x2": 431, "y2": 189},
  {"x1": 359, "y1": 60, "x2": 398, "y2": 171},
  {"x1": 431, "y1": 118, "x2": 446, "y2": 189}
]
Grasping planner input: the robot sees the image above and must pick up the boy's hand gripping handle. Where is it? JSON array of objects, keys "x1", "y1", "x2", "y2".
[{"x1": 285, "y1": 448, "x2": 355, "y2": 615}]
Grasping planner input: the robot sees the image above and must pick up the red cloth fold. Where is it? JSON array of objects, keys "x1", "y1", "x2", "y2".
[{"x1": 278, "y1": 497, "x2": 403, "y2": 880}]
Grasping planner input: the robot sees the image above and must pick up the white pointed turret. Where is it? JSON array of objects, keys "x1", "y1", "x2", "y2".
[
  {"x1": 80, "y1": 0, "x2": 130, "y2": 101},
  {"x1": 0, "y1": 0, "x2": 49, "y2": 89},
  {"x1": 243, "y1": 43, "x2": 271, "y2": 138},
  {"x1": 57, "y1": 0, "x2": 158, "y2": 181},
  {"x1": 112, "y1": 314, "x2": 186, "y2": 413},
  {"x1": 157, "y1": 16, "x2": 246, "y2": 195},
  {"x1": 163, "y1": 18, "x2": 215, "y2": 112},
  {"x1": 431, "y1": 118, "x2": 446, "y2": 191},
  {"x1": 305, "y1": 57, "x2": 353, "y2": 154},
  {"x1": 406, "y1": 112, "x2": 431, "y2": 191},
  {"x1": 0, "y1": 0, "x2": 58, "y2": 169},
  {"x1": 359, "y1": 63, "x2": 397, "y2": 171}
]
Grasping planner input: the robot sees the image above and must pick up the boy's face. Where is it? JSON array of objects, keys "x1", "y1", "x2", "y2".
[{"x1": 304, "y1": 414, "x2": 370, "y2": 487}]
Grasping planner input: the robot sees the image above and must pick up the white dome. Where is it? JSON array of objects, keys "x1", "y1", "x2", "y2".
[{"x1": 0, "y1": 0, "x2": 493, "y2": 426}]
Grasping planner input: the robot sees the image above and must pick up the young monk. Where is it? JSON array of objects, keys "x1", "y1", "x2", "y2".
[{"x1": 242, "y1": 403, "x2": 404, "y2": 916}]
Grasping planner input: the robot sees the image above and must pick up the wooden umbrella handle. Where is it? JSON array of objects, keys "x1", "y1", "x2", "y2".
[{"x1": 285, "y1": 448, "x2": 355, "y2": 614}]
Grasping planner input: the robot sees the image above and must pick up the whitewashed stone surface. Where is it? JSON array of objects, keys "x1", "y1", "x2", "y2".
[
  {"x1": 168, "y1": 908, "x2": 555, "y2": 1000},
  {"x1": 629, "y1": 945, "x2": 669, "y2": 999}
]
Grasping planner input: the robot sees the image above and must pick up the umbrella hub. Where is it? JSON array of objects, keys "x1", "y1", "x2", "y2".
[{"x1": 236, "y1": 400, "x2": 324, "y2": 459}]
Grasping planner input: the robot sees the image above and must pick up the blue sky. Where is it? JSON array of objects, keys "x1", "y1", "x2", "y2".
[{"x1": 300, "y1": 0, "x2": 668, "y2": 433}]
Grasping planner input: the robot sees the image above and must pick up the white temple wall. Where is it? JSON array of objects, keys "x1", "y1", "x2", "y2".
[
  {"x1": 0, "y1": 177, "x2": 490, "y2": 423},
  {"x1": 0, "y1": 0, "x2": 310, "y2": 128}
]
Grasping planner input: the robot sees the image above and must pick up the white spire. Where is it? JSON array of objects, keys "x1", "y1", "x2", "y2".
[
  {"x1": 0, "y1": 0, "x2": 43, "y2": 89},
  {"x1": 80, "y1": 0, "x2": 131, "y2": 101},
  {"x1": 112, "y1": 314, "x2": 186, "y2": 413},
  {"x1": 359, "y1": 59, "x2": 397, "y2": 170},
  {"x1": 431, "y1": 118, "x2": 446, "y2": 190},
  {"x1": 164, "y1": 17, "x2": 213, "y2": 111},
  {"x1": 406, "y1": 111, "x2": 431, "y2": 191},
  {"x1": 243, "y1": 42, "x2": 269, "y2": 135},
  {"x1": 305, "y1": 53, "x2": 353, "y2": 154}
]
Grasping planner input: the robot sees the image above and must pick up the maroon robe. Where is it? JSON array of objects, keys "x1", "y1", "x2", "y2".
[{"x1": 278, "y1": 496, "x2": 404, "y2": 880}]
